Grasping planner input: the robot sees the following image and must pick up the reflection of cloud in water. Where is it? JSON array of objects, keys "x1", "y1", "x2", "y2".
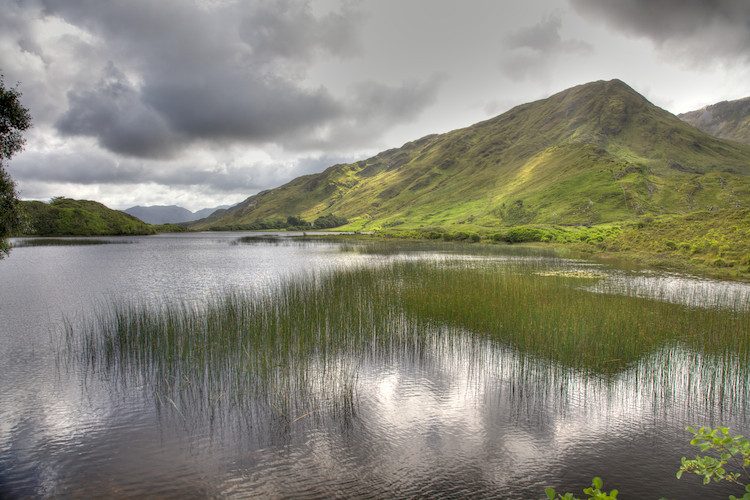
[
  {"x1": 587, "y1": 270, "x2": 750, "y2": 310},
  {"x1": 201, "y1": 331, "x2": 749, "y2": 498}
]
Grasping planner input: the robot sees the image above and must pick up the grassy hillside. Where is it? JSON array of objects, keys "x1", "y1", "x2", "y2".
[
  {"x1": 679, "y1": 96, "x2": 750, "y2": 145},
  {"x1": 592, "y1": 208, "x2": 750, "y2": 277},
  {"x1": 23, "y1": 198, "x2": 156, "y2": 236},
  {"x1": 192, "y1": 79, "x2": 750, "y2": 232}
]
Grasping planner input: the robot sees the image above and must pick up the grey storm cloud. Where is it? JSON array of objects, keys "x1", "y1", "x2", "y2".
[
  {"x1": 35, "y1": 0, "x2": 437, "y2": 159},
  {"x1": 501, "y1": 12, "x2": 593, "y2": 82},
  {"x1": 239, "y1": 0, "x2": 363, "y2": 63},
  {"x1": 570, "y1": 0, "x2": 750, "y2": 64},
  {"x1": 56, "y1": 63, "x2": 183, "y2": 159}
]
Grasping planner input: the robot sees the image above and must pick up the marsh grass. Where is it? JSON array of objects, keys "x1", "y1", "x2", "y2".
[
  {"x1": 65, "y1": 257, "x2": 750, "y2": 420},
  {"x1": 14, "y1": 238, "x2": 129, "y2": 247},
  {"x1": 66, "y1": 267, "x2": 412, "y2": 419},
  {"x1": 395, "y1": 260, "x2": 749, "y2": 373}
]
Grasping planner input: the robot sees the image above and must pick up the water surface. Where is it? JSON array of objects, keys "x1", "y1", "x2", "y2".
[{"x1": 1, "y1": 233, "x2": 748, "y2": 499}]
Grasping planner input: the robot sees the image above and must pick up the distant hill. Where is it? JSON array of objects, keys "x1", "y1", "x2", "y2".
[
  {"x1": 125, "y1": 204, "x2": 229, "y2": 224},
  {"x1": 23, "y1": 198, "x2": 155, "y2": 236},
  {"x1": 191, "y1": 79, "x2": 750, "y2": 232},
  {"x1": 678, "y1": 97, "x2": 750, "y2": 145}
]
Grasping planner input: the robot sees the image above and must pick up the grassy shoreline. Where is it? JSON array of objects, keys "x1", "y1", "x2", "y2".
[{"x1": 338, "y1": 208, "x2": 750, "y2": 281}]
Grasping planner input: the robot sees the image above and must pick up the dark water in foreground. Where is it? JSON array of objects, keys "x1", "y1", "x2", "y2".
[{"x1": 1, "y1": 233, "x2": 749, "y2": 499}]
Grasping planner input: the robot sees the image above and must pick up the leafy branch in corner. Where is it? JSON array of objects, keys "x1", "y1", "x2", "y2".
[{"x1": 677, "y1": 426, "x2": 750, "y2": 500}]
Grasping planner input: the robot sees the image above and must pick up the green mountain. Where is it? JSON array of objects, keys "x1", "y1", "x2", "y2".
[
  {"x1": 678, "y1": 96, "x2": 750, "y2": 145},
  {"x1": 193, "y1": 79, "x2": 750, "y2": 232},
  {"x1": 23, "y1": 198, "x2": 156, "y2": 236}
]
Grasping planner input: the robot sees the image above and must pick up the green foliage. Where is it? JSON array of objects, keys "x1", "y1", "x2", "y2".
[
  {"x1": 0, "y1": 74, "x2": 32, "y2": 161},
  {"x1": 503, "y1": 226, "x2": 548, "y2": 243},
  {"x1": 0, "y1": 168, "x2": 28, "y2": 256},
  {"x1": 286, "y1": 215, "x2": 307, "y2": 228},
  {"x1": 544, "y1": 477, "x2": 618, "y2": 500},
  {"x1": 548, "y1": 426, "x2": 750, "y2": 500},
  {"x1": 591, "y1": 209, "x2": 750, "y2": 277},
  {"x1": 22, "y1": 198, "x2": 155, "y2": 236},
  {"x1": 677, "y1": 426, "x2": 750, "y2": 499},
  {"x1": 313, "y1": 213, "x2": 348, "y2": 229},
  {"x1": 211, "y1": 213, "x2": 349, "y2": 232},
  {"x1": 0, "y1": 75, "x2": 32, "y2": 258}
]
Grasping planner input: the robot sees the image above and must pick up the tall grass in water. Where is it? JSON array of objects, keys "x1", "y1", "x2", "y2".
[
  {"x1": 66, "y1": 267, "x2": 410, "y2": 420},
  {"x1": 395, "y1": 260, "x2": 749, "y2": 373},
  {"x1": 14, "y1": 238, "x2": 126, "y2": 247},
  {"x1": 66, "y1": 258, "x2": 749, "y2": 420}
]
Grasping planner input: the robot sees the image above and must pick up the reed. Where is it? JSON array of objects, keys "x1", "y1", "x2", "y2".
[
  {"x1": 65, "y1": 257, "x2": 749, "y2": 419},
  {"x1": 394, "y1": 259, "x2": 749, "y2": 373},
  {"x1": 14, "y1": 237, "x2": 126, "y2": 247}
]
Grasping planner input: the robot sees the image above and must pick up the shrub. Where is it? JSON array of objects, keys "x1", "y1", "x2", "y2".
[{"x1": 503, "y1": 226, "x2": 546, "y2": 243}]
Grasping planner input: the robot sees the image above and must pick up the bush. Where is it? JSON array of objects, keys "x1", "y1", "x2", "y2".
[
  {"x1": 313, "y1": 214, "x2": 348, "y2": 229},
  {"x1": 503, "y1": 226, "x2": 546, "y2": 243}
]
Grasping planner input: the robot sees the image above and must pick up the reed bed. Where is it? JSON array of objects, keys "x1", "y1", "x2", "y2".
[
  {"x1": 14, "y1": 237, "x2": 126, "y2": 247},
  {"x1": 395, "y1": 259, "x2": 750, "y2": 373},
  {"x1": 65, "y1": 257, "x2": 750, "y2": 420}
]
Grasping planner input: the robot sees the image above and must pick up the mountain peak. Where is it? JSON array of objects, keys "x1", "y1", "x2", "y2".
[{"x1": 192, "y1": 79, "x2": 750, "y2": 232}]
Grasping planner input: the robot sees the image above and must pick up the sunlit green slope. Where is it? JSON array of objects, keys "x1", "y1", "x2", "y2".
[{"x1": 194, "y1": 79, "x2": 750, "y2": 232}]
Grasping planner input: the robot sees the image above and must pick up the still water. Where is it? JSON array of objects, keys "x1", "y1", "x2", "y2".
[{"x1": 1, "y1": 232, "x2": 749, "y2": 499}]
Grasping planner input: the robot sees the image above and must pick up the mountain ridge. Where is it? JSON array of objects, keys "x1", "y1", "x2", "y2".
[
  {"x1": 191, "y1": 79, "x2": 750, "y2": 232},
  {"x1": 125, "y1": 204, "x2": 229, "y2": 224},
  {"x1": 678, "y1": 96, "x2": 750, "y2": 145}
]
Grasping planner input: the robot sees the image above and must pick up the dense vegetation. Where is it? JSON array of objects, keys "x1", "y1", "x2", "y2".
[
  {"x1": 0, "y1": 74, "x2": 33, "y2": 257},
  {"x1": 369, "y1": 208, "x2": 750, "y2": 279},
  {"x1": 190, "y1": 80, "x2": 750, "y2": 236},
  {"x1": 207, "y1": 213, "x2": 348, "y2": 231},
  {"x1": 22, "y1": 197, "x2": 156, "y2": 236},
  {"x1": 590, "y1": 208, "x2": 750, "y2": 277}
]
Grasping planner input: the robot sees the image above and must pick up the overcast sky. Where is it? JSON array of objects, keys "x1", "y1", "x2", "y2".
[{"x1": 3, "y1": 0, "x2": 750, "y2": 211}]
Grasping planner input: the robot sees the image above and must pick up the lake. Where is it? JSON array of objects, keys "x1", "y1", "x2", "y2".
[{"x1": 1, "y1": 232, "x2": 749, "y2": 499}]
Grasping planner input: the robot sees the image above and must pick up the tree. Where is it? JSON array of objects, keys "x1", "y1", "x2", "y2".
[{"x1": 0, "y1": 74, "x2": 32, "y2": 257}]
